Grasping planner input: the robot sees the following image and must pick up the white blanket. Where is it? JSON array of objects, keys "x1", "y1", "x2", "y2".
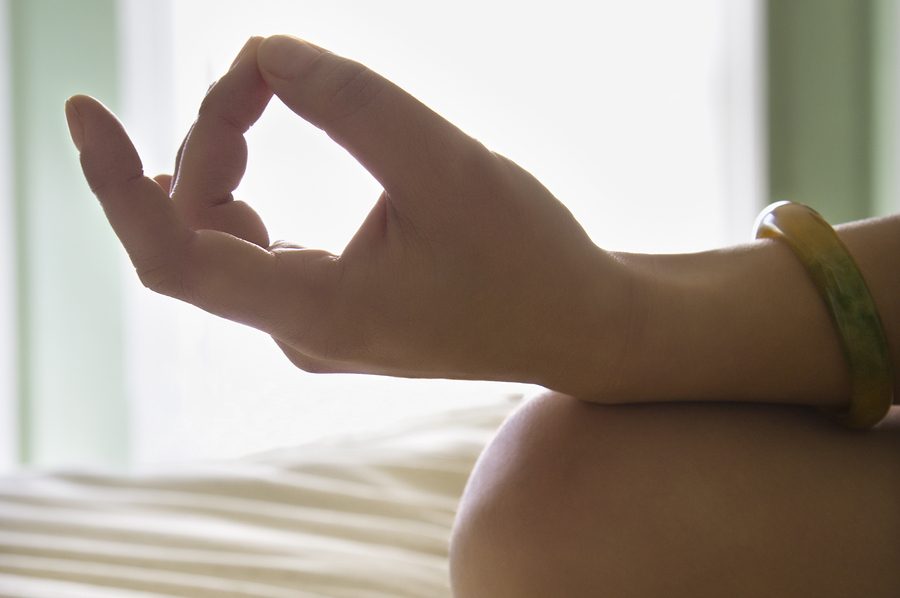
[{"x1": 0, "y1": 395, "x2": 522, "y2": 598}]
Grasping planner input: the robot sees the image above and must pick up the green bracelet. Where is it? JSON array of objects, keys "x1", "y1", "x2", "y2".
[{"x1": 753, "y1": 201, "x2": 893, "y2": 428}]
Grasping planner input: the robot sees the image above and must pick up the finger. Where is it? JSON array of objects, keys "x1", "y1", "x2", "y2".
[
  {"x1": 193, "y1": 199, "x2": 268, "y2": 245},
  {"x1": 67, "y1": 95, "x2": 194, "y2": 279},
  {"x1": 256, "y1": 35, "x2": 486, "y2": 199},
  {"x1": 154, "y1": 173, "x2": 173, "y2": 195},
  {"x1": 67, "y1": 94, "x2": 315, "y2": 334},
  {"x1": 173, "y1": 37, "x2": 272, "y2": 244},
  {"x1": 171, "y1": 125, "x2": 190, "y2": 189},
  {"x1": 172, "y1": 82, "x2": 213, "y2": 184}
]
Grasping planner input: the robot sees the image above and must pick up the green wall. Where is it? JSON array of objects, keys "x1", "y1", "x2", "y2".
[
  {"x1": 10, "y1": 0, "x2": 128, "y2": 467},
  {"x1": 872, "y1": 0, "x2": 900, "y2": 216},
  {"x1": 768, "y1": 0, "x2": 897, "y2": 222}
]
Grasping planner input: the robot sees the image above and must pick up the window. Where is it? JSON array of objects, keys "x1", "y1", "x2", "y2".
[
  {"x1": 4, "y1": 0, "x2": 765, "y2": 470},
  {"x1": 118, "y1": 0, "x2": 764, "y2": 465}
]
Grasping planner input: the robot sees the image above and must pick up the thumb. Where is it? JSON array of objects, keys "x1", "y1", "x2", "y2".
[{"x1": 256, "y1": 35, "x2": 482, "y2": 198}]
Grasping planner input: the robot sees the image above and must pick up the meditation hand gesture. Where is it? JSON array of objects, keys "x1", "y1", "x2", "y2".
[
  {"x1": 66, "y1": 36, "x2": 633, "y2": 395},
  {"x1": 63, "y1": 33, "x2": 900, "y2": 598}
]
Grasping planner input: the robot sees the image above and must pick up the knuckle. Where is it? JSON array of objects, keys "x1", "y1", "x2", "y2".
[
  {"x1": 280, "y1": 260, "x2": 373, "y2": 364},
  {"x1": 135, "y1": 258, "x2": 181, "y2": 296},
  {"x1": 86, "y1": 169, "x2": 145, "y2": 203},
  {"x1": 134, "y1": 236, "x2": 195, "y2": 300},
  {"x1": 197, "y1": 94, "x2": 244, "y2": 132},
  {"x1": 274, "y1": 253, "x2": 343, "y2": 349}
]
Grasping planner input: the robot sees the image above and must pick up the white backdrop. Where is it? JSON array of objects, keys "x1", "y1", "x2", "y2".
[{"x1": 119, "y1": 0, "x2": 764, "y2": 465}]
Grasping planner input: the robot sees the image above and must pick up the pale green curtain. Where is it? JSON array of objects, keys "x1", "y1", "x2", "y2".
[
  {"x1": 767, "y1": 0, "x2": 899, "y2": 222},
  {"x1": 10, "y1": 0, "x2": 127, "y2": 468}
]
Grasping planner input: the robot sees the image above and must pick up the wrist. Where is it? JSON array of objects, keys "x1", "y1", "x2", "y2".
[
  {"x1": 535, "y1": 246, "x2": 651, "y2": 400},
  {"x1": 555, "y1": 216, "x2": 899, "y2": 408},
  {"x1": 613, "y1": 241, "x2": 850, "y2": 406}
]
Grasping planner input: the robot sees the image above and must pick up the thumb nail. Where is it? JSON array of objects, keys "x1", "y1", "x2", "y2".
[
  {"x1": 65, "y1": 98, "x2": 84, "y2": 152},
  {"x1": 258, "y1": 35, "x2": 321, "y2": 79}
]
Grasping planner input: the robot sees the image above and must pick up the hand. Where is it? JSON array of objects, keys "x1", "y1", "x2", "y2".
[{"x1": 66, "y1": 36, "x2": 637, "y2": 395}]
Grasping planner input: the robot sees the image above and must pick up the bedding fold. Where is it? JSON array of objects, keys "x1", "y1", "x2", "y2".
[{"x1": 0, "y1": 395, "x2": 521, "y2": 598}]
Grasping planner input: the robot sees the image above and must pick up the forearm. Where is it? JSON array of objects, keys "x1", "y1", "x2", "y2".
[{"x1": 593, "y1": 214, "x2": 899, "y2": 407}]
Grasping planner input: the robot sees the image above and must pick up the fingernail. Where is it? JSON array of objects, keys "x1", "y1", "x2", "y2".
[
  {"x1": 258, "y1": 35, "x2": 321, "y2": 79},
  {"x1": 64, "y1": 98, "x2": 84, "y2": 152},
  {"x1": 229, "y1": 36, "x2": 258, "y2": 71}
]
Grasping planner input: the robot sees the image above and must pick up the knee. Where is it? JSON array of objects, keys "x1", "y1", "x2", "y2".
[
  {"x1": 449, "y1": 391, "x2": 637, "y2": 597},
  {"x1": 449, "y1": 394, "x2": 900, "y2": 597}
]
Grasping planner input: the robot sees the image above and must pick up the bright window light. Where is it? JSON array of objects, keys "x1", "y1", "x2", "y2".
[{"x1": 119, "y1": 0, "x2": 763, "y2": 465}]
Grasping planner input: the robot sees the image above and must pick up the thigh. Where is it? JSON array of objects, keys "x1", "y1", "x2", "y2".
[{"x1": 450, "y1": 392, "x2": 900, "y2": 598}]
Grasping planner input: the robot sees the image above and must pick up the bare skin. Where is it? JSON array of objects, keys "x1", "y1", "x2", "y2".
[
  {"x1": 65, "y1": 35, "x2": 899, "y2": 596},
  {"x1": 65, "y1": 36, "x2": 635, "y2": 391},
  {"x1": 451, "y1": 393, "x2": 900, "y2": 598}
]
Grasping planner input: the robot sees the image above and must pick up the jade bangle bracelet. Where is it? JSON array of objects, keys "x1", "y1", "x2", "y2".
[{"x1": 754, "y1": 201, "x2": 893, "y2": 429}]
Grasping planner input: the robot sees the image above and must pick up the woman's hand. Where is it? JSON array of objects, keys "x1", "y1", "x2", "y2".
[{"x1": 66, "y1": 36, "x2": 639, "y2": 396}]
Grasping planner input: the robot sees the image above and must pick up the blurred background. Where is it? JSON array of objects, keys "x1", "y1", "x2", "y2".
[{"x1": 0, "y1": 0, "x2": 896, "y2": 472}]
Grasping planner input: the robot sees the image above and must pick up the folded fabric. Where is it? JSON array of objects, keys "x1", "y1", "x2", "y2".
[{"x1": 0, "y1": 394, "x2": 523, "y2": 598}]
